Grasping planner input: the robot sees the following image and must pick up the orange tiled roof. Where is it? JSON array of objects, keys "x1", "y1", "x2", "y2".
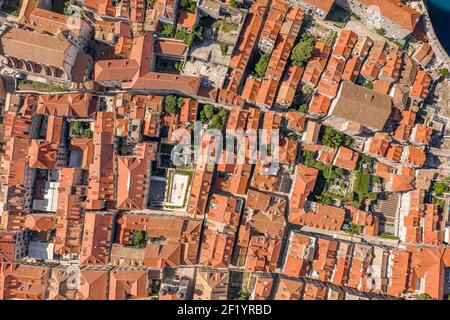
[
  {"x1": 410, "y1": 71, "x2": 431, "y2": 100},
  {"x1": 359, "y1": 0, "x2": 421, "y2": 32},
  {"x1": 245, "y1": 189, "x2": 286, "y2": 239},
  {"x1": 412, "y1": 123, "x2": 432, "y2": 145},
  {"x1": 297, "y1": 205, "x2": 345, "y2": 231},
  {"x1": 274, "y1": 277, "x2": 304, "y2": 300},
  {"x1": 290, "y1": 164, "x2": 319, "y2": 223},
  {"x1": 308, "y1": 93, "x2": 331, "y2": 116},
  {"x1": 405, "y1": 146, "x2": 426, "y2": 168},
  {"x1": 77, "y1": 269, "x2": 109, "y2": 300},
  {"x1": 333, "y1": 29, "x2": 358, "y2": 60},
  {"x1": 333, "y1": 146, "x2": 359, "y2": 170},
  {"x1": 286, "y1": 111, "x2": 306, "y2": 132},
  {"x1": 0, "y1": 263, "x2": 51, "y2": 300},
  {"x1": 199, "y1": 227, "x2": 235, "y2": 268},
  {"x1": 391, "y1": 166, "x2": 415, "y2": 192},
  {"x1": 245, "y1": 236, "x2": 282, "y2": 272},
  {"x1": 177, "y1": 11, "x2": 197, "y2": 30},
  {"x1": 342, "y1": 56, "x2": 362, "y2": 82},
  {"x1": 117, "y1": 157, "x2": 150, "y2": 210},
  {"x1": 207, "y1": 194, "x2": 241, "y2": 230},
  {"x1": 80, "y1": 212, "x2": 114, "y2": 265}
]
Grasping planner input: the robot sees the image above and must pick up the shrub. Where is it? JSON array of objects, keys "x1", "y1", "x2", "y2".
[
  {"x1": 415, "y1": 293, "x2": 433, "y2": 300},
  {"x1": 351, "y1": 13, "x2": 361, "y2": 21},
  {"x1": 161, "y1": 23, "x2": 174, "y2": 37},
  {"x1": 433, "y1": 181, "x2": 450, "y2": 195},
  {"x1": 230, "y1": 0, "x2": 239, "y2": 9},
  {"x1": 219, "y1": 42, "x2": 229, "y2": 55},
  {"x1": 375, "y1": 28, "x2": 386, "y2": 36},
  {"x1": 363, "y1": 81, "x2": 374, "y2": 90},
  {"x1": 345, "y1": 223, "x2": 362, "y2": 235}
]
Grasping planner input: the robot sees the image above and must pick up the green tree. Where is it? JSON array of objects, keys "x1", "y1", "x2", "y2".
[
  {"x1": 438, "y1": 68, "x2": 449, "y2": 78},
  {"x1": 230, "y1": 0, "x2": 239, "y2": 9},
  {"x1": 298, "y1": 103, "x2": 309, "y2": 113},
  {"x1": 254, "y1": 53, "x2": 270, "y2": 78},
  {"x1": 208, "y1": 107, "x2": 228, "y2": 130},
  {"x1": 201, "y1": 104, "x2": 215, "y2": 120},
  {"x1": 180, "y1": 0, "x2": 196, "y2": 12},
  {"x1": 345, "y1": 223, "x2": 362, "y2": 235},
  {"x1": 316, "y1": 192, "x2": 333, "y2": 205},
  {"x1": 335, "y1": 167, "x2": 344, "y2": 177},
  {"x1": 132, "y1": 230, "x2": 148, "y2": 248},
  {"x1": 321, "y1": 126, "x2": 343, "y2": 148},
  {"x1": 433, "y1": 182, "x2": 450, "y2": 195},
  {"x1": 187, "y1": 27, "x2": 204, "y2": 46},
  {"x1": 165, "y1": 95, "x2": 181, "y2": 114},
  {"x1": 301, "y1": 84, "x2": 313, "y2": 96},
  {"x1": 291, "y1": 33, "x2": 315, "y2": 67}
]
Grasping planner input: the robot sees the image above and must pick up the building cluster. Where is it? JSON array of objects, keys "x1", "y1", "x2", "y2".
[{"x1": 0, "y1": 0, "x2": 449, "y2": 300}]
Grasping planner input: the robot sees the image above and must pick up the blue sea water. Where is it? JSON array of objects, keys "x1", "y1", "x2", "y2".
[{"x1": 427, "y1": 0, "x2": 450, "y2": 54}]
